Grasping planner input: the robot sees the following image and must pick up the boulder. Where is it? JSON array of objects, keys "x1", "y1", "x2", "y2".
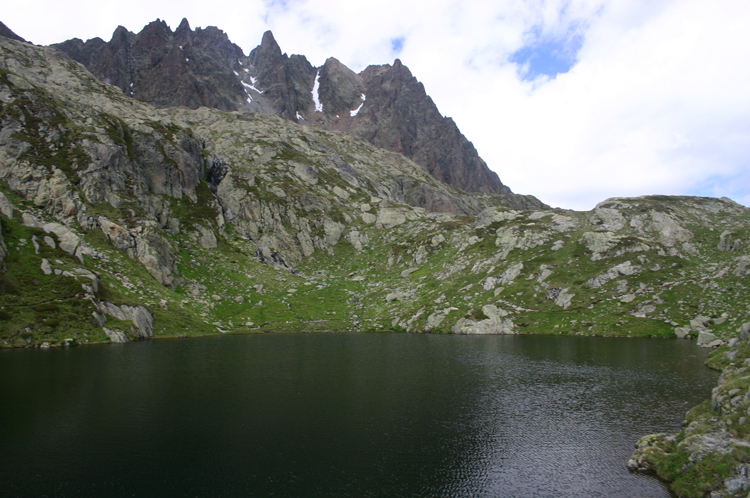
[
  {"x1": 292, "y1": 162, "x2": 318, "y2": 184},
  {"x1": 401, "y1": 268, "x2": 419, "y2": 278},
  {"x1": 697, "y1": 331, "x2": 719, "y2": 346},
  {"x1": 43, "y1": 222, "x2": 81, "y2": 257},
  {"x1": 22, "y1": 213, "x2": 41, "y2": 228},
  {"x1": 674, "y1": 326, "x2": 691, "y2": 339},
  {"x1": 452, "y1": 316, "x2": 516, "y2": 335},
  {"x1": 424, "y1": 307, "x2": 458, "y2": 331},
  {"x1": 98, "y1": 302, "x2": 154, "y2": 339},
  {"x1": 0, "y1": 192, "x2": 15, "y2": 218},
  {"x1": 376, "y1": 208, "x2": 407, "y2": 229},
  {"x1": 649, "y1": 210, "x2": 693, "y2": 246},
  {"x1": 581, "y1": 231, "x2": 620, "y2": 259},
  {"x1": 589, "y1": 207, "x2": 626, "y2": 231},
  {"x1": 345, "y1": 230, "x2": 369, "y2": 251},
  {"x1": 690, "y1": 316, "x2": 712, "y2": 332},
  {"x1": 99, "y1": 218, "x2": 136, "y2": 256},
  {"x1": 734, "y1": 255, "x2": 750, "y2": 277},
  {"x1": 103, "y1": 327, "x2": 129, "y2": 343},
  {"x1": 718, "y1": 230, "x2": 743, "y2": 251},
  {"x1": 475, "y1": 208, "x2": 520, "y2": 228},
  {"x1": 0, "y1": 220, "x2": 5, "y2": 263},
  {"x1": 482, "y1": 304, "x2": 508, "y2": 318},
  {"x1": 323, "y1": 218, "x2": 344, "y2": 246},
  {"x1": 499, "y1": 262, "x2": 523, "y2": 285},
  {"x1": 197, "y1": 225, "x2": 218, "y2": 249},
  {"x1": 587, "y1": 261, "x2": 640, "y2": 288},
  {"x1": 554, "y1": 288, "x2": 575, "y2": 309},
  {"x1": 40, "y1": 258, "x2": 52, "y2": 275},
  {"x1": 361, "y1": 212, "x2": 377, "y2": 224}
]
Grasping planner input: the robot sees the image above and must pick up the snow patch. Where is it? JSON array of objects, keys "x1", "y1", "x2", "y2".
[
  {"x1": 179, "y1": 46, "x2": 183, "y2": 50},
  {"x1": 312, "y1": 71, "x2": 323, "y2": 112},
  {"x1": 233, "y1": 70, "x2": 239, "y2": 76},
  {"x1": 360, "y1": 93, "x2": 366, "y2": 101},
  {"x1": 350, "y1": 102, "x2": 364, "y2": 117},
  {"x1": 296, "y1": 111, "x2": 304, "y2": 121},
  {"x1": 241, "y1": 80, "x2": 263, "y2": 94},
  {"x1": 185, "y1": 58, "x2": 189, "y2": 62},
  {"x1": 244, "y1": 68, "x2": 250, "y2": 73},
  {"x1": 238, "y1": 59, "x2": 243, "y2": 66}
]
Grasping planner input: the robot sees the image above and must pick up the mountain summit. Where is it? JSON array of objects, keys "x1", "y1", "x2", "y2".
[{"x1": 51, "y1": 20, "x2": 513, "y2": 196}]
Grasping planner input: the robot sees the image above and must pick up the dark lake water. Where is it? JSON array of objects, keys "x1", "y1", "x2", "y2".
[{"x1": 0, "y1": 333, "x2": 718, "y2": 497}]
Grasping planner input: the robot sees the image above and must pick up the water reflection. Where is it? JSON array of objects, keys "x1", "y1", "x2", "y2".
[{"x1": 0, "y1": 334, "x2": 716, "y2": 497}]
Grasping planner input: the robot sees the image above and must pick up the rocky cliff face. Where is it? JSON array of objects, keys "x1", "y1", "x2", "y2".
[
  {"x1": 53, "y1": 18, "x2": 246, "y2": 111},
  {"x1": 51, "y1": 21, "x2": 513, "y2": 197}
]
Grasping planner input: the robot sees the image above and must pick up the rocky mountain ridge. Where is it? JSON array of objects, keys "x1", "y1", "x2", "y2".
[
  {"x1": 2, "y1": 27, "x2": 750, "y2": 498},
  {"x1": 50, "y1": 19, "x2": 513, "y2": 196}
]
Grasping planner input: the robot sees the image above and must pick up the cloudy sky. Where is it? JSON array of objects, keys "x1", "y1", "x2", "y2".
[{"x1": 4, "y1": 0, "x2": 750, "y2": 210}]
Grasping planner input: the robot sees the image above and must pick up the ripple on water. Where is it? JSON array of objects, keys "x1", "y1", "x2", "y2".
[{"x1": 0, "y1": 334, "x2": 716, "y2": 497}]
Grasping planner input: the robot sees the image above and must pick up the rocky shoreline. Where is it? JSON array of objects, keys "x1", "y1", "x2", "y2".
[{"x1": 629, "y1": 323, "x2": 750, "y2": 497}]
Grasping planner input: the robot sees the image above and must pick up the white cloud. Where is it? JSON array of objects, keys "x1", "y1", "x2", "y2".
[{"x1": 3, "y1": 0, "x2": 750, "y2": 210}]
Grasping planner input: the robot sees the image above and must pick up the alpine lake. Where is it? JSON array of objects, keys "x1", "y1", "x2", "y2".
[{"x1": 0, "y1": 333, "x2": 718, "y2": 497}]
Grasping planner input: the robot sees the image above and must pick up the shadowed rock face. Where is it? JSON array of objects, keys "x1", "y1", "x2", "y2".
[
  {"x1": 0, "y1": 21, "x2": 27, "y2": 43},
  {"x1": 252, "y1": 49, "x2": 510, "y2": 195},
  {"x1": 53, "y1": 20, "x2": 512, "y2": 196},
  {"x1": 53, "y1": 18, "x2": 246, "y2": 111},
  {"x1": 355, "y1": 61, "x2": 509, "y2": 195},
  {"x1": 248, "y1": 31, "x2": 316, "y2": 121}
]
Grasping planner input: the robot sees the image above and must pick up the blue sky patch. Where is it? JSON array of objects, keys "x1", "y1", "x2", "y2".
[
  {"x1": 511, "y1": 25, "x2": 584, "y2": 81},
  {"x1": 391, "y1": 37, "x2": 405, "y2": 55}
]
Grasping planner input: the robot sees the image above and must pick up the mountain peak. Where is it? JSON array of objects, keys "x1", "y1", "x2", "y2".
[
  {"x1": 175, "y1": 18, "x2": 192, "y2": 45},
  {"x1": 51, "y1": 20, "x2": 512, "y2": 196},
  {"x1": 257, "y1": 30, "x2": 282, "y2": 59},
  {"x1": 0, "y1": 20, "x2": 28, "y2": 43}
]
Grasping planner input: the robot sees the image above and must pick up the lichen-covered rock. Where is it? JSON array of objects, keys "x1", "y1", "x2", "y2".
[
  {"x1": 103, "y1": 327, "x2": 129, "y2": 343},
  {"x1": 42, "y1": 222, "x2": 83, "y2": 261},
  {"x1": 99, "y1": 217, "x2": 177, "y2": 287},
  {"x1": 376, "y1": 208, "x2": 407, "y2": 229},
  {"x1": 718, "y1": 230, "x2": 743, "y2": 251},
  {"x1": 554, "y1": 288, "x2": 575, "y2": 309},
  {"x1": 0, "y1": 191, "x2": 15, "y2": 218},
  {"x1": 452, "y1": 315, "x2": 516, "y2": 335},
  {"x1": 495, "y1": 226, "x2": 547, "y2": 259},
  {"x1": 697, "y1": 331, "x2": 719, "y2": 346},
  {"x1": 590, "y1": 206, "x2": 626, "y2": 231},
  {"x1": 0, "y1": 219, "x2": 6, "y2": 264},
  {"x1": 98, "y1": 302, "x2": 154, "y2": 339},
  {"x1": 586, "y1": 261, "x2": 640, "y2": 288},
  {"x1": 196, "y1": 225, "x2": 218, "y2": 249},
  {"x1": 628, "y1": 433, "x2": 674, "y2": 472},
  {"x1": 475, "y1": 208, "x2": 521, "y2": 228},
  {"x1": 581, "y1": 231, "x2": 620, "y2": 260},
  {"x1": 499, "y1": 262, "x2": 523, "y2": 286},
  {"x1": 674, "y1": 326, "x2": 691, "y2": 339},
  {"x1": 134, "y1": 226, "x2": 178, "y2": 288},
  {"x1": 323, "y1": 217, "x2": 344, "y2": 246},
  {"x1": 345, "y1": 230, "x2": 369, "y2": 251}
]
